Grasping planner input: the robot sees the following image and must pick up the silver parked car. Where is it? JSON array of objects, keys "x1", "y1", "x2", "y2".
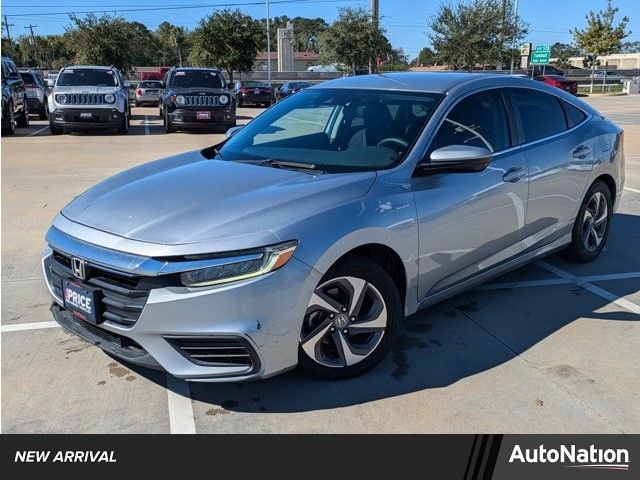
[
  {"x1": 134, "y1": 80, "x2": 163, "y2": 106},
  {"x1": 42, "y1": 73, "x2": 625, "y2": 381}
]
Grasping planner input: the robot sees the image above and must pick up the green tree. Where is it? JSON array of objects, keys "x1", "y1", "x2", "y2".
[
  {"x1": 429, "y1": 0, "x2": 527, "y2": 70},
  {"x1": 67, "y1": 14, "x2": 155, "y2": 72},
  {"x1": 318, "y1": 6, "x2": 389, "y2": 74},
  {"x1": 550, "y1": 42, "x2": 581, "y2": 58},
  {"x1": 190, "y1": 9, "x2": 264, "y2": 81},
  {"x1": 620, "y1": 40, "x2": 640, "y2": 53},
  {"x1": 411, "y1": 46, "x2": 437, "y2": 66},
  {"x1": 155, "y1": 22, "x2": 190, "y2": 66},
  {"x1": 572, "y1": 0, "x2": 630, "y2": 91}
]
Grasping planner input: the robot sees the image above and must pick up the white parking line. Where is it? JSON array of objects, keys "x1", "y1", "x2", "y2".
[
  {"x1": 26, "y1": 125, "x2": 49, "y2": 137},
  {"x1": 625, "y1": 187, "x2": 640, "y2": 194},
  {"x1": 535, "y1": 260, "x2": 640, "y2": 314},
  {"x1": 1, "y1": 321, "x2": 60, "y2": 332},
  {"x1": 144, "y1": 115, "x2": 150, "y2": 135},
  {"x1": 165, "y1": 374, "x2": 196, "y2": 434}
]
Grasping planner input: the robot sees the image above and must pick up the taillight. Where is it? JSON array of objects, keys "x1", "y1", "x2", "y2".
[
  {"x1": 136, "y1": 88, "x2": 142, "y2": 95},
  {"x1": 550, "y1": 81, "x2": 562, "y2": 87},
  {"x1": 240, "y1": 87, "x2": 249, "y2": 93}
]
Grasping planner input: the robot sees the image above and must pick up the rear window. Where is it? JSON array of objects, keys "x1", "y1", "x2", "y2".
[
  {"x1": 57, "y1": 69, "x2": 118, "y2": 87},
  {"x1": 561, "y1": 101, "x2": 587, "y2": 128},
  {"x1": 242, "y1": 81, "x2": 264, "y2": 87},
  {"x1": 20, "y1": 72, "x2": 35, "y2": 83},
  {"x1": 509, "y1": 88, "x2": 566, "y2": 144},
  {"x1": 139, "y1": 81, "x2": 162, "y2": 88}
]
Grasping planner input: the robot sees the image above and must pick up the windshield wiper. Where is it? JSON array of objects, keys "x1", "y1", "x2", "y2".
[{"x1": 234, "y1": 158, "x2": 321, "y2": 172}]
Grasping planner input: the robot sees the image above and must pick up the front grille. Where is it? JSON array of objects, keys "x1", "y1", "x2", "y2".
[
  {"x1": 65, "y1": 93, "x2": 107, "y2": 105},
  {"x1": 46, "y1": 251, "x2": 151, "y2": 327},
  {"x1": 166, "y1": 337, "x2": 258, "y2": 370},
  {"x1": 184, "y1": 95, "x2": 224, "y2": 107}
]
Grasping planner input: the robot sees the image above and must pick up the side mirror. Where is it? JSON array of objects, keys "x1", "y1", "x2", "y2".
[
  {"x1": 419, "y1": 145, "x2": 492, "y2": 174},
  {"x1": 124, "y1": 80, "x2": 131, "y2": 88},
  {"x1": 46, "y1": 78, "x2": 55, "y2": 87},
  {"x1": 225, "y1": 125, "x2": 244, "y2": 139},
  {"x1": 9, "y1": 71, "x2": 20, "y2": 81}
]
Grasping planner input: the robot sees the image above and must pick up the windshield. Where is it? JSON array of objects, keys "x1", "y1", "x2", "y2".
[
  {"x1": 19, "y1": 72, "x2": 35, "y2": 84},
  {"x1": 57, "y1": 68, "x2": 118, "y2": 87},
  {"x1": 219, "y1": 88, "x2": 442, "y2": 173},
  {"x1": 139, "y1": 81, "x2": 162, "y2": 88},
  {"x1": 171, "y1": 70, "x2": 224, "y2": 89}
]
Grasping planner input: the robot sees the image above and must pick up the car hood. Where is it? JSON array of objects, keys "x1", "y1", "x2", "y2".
[
  {"x1": 168, "y1": 87, "x2": 227, "y2": 94},
  {"x1": 61, "y1": 151, "x2": 376, "y2": 247},
  {"x1": 54, "y1": 86, "x2": 120, "y2": 94}
]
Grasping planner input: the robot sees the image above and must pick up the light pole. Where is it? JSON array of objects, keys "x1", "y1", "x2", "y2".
[
  {"x1": 509, "y1": 0, "x2": 519, "y2": 74},
  {"x1": 266, "y1": 0, "x2": 272, "y2": 85}
]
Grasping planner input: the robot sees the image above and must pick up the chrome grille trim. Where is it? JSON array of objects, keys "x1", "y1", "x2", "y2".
[
  {"x1": 66, "y1": 93, "x2": 107, "y2": 105},
  {"x1": 184, "y1": 95, "x2": 223, "y2": 107}
]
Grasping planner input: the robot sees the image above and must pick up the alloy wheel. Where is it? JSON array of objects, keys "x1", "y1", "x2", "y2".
[
  {"x1": 582, "y1": 191, "x2": 608, "y2": 252},
  {"x1": 300, "y1": 276, "x2": 388, "y2": 368}
]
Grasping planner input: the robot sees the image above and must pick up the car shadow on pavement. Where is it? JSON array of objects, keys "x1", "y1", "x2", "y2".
[{"x1": 127, "y1": 213, "x2": 640, "y2": 413}]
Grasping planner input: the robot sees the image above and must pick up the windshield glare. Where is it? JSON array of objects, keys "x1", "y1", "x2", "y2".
[
  {"x1": 219, "y1": 89, "x2": 442, "y2": 173},
  {"x1": 171, "y1": 70, "x2": 224, "y2": 89},
  {"x1": 57, "y1": 69, "x2": 118, "y2": 87}
]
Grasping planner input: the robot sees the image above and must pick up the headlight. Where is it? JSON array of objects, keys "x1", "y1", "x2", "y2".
[
  {"x1": 176, "y1": 95, "x2": 185, "y2": 106},
  {"x1": 180, "y1": 241, "x2": 297, "y2": 287},
  {"x1": 55, "y1": 94, "x2": 67, "y2": 104},
  {"x1": 218, "y1": 95, "x2": 229, "y2": 105},
  {"x1": 104, "y1": 93, "x2": 115, "y2": 103}
]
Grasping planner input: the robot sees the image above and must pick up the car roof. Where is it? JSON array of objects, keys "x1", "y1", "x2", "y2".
[
  {"x1": 62, "y1": 65, "x2": 117, "y2": 70},
  {"x1": 174, "y1": 67, "x2": 220, "y2": 72},
  {"x1": 310, "y1": 72, "x2": 517, "y2": 93}
]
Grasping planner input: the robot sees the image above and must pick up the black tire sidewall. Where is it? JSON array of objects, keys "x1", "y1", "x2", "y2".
[
  {"x1": 568, "y1": 181, "x2": 613, "y2": 262},
  {"x1": 298, "y1": 255, "x2": 402, "y2": 379}
]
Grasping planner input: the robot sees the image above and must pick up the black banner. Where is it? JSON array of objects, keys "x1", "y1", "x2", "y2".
[{"x1": 1, "y1": 435, "x2": 637, "y2": 478}]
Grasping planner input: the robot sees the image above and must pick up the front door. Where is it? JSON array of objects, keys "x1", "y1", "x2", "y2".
[{"x1": 412, "y1": 88, "x2": 529, "y2": 299}]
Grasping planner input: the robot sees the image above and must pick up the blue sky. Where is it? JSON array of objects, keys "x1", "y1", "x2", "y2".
[{"x1": 2, "y1": 0, "x2": 638, "y2": 60}]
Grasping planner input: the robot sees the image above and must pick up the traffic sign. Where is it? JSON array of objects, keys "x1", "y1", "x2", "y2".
[{"x1": 531, "y1": 45, "x2": 551, "y2": 65}]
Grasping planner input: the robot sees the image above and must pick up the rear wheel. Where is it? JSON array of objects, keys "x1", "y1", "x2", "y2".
[
  {"x1": 16, "y1": 101, "x2": 29, "y2": 127},
  {"x1": 299, "y1": 255, "x2": 401, "y2": 379},
  {"x1": 564, "y1": 181, "x2": 612, "y2": 262}
]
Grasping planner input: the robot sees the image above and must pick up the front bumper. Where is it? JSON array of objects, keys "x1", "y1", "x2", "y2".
[
  {"x1": 136, "y1": 94, "x2": 160, "y2": 104},
  {"x1": 168, "y1": 107, "x2": 236, "y2": 128},
  {"x1": 43, "y1": 241, "x2": 320, "y2": 382},
  {"x1": 50, "y1": 108, "x2": 124, "y2": 129}
]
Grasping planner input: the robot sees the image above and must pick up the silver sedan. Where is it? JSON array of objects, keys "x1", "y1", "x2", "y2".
[{"x1": 43, "y1": 72, "x2": 624, "y2": 381}]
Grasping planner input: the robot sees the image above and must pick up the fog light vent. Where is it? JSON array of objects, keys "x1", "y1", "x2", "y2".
[{"x1": 166, "y1": 336, "x2": 258, "y2": 370}]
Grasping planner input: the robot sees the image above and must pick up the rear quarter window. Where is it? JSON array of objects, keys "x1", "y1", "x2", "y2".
[
  {"x1": 509, "y1": 88, "x2": 567, "y2": 144},
  {"x1": 561, "y1": 101, "x2": 587, "y2": 128}
]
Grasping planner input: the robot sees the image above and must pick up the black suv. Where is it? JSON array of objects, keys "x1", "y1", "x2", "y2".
[
  {"x1": 20, "y1": 69, "x2": 50, "y2": 120},
  {"x1": 160, "y1": 67, "x2": 236, "y2": 133},
  {"x1": 1, "y1": 57, "x2": 29, "y2": 135}
]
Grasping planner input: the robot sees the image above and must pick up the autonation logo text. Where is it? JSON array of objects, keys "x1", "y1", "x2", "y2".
[{"x1": 509, "y1": 444, "x2": 630, "y2": 471}]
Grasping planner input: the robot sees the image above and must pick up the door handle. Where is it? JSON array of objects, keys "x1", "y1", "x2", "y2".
[
  {"x1": 502, "y1": 166, "x2": 525, "y2": 183},
  {"x1": 572, "y1": 145, "x2": 591, "y2": 159}
]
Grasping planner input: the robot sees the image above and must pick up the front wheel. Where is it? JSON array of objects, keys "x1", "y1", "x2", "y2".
[
  {"x1": 3, "y1": 104, "x2": 16, "y2": 135},
  {"x1": 298, "y1": 255, "x2": 401, "y2": 379},
  {"x1": 16, "y1": 102, "x2": 29, "y2": 127},
  {"x1": 39, "y1": 101, "x2": 49, "y2": 120},
  {"x1": 564, "y1": 180, "x2": 613, "y2": 262},
  {"x1": 164, "y1": 111, "x2": 174, "y2": 133},
  {"x1": 117, "y1": 111, "x2": 129, "y2": 134},
  {"x1": 49, "y1": 121, "x2": 63, "y2": 135}
]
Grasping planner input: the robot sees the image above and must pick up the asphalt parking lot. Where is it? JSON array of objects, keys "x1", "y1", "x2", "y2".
[{"x1": 2, "y1": 97, "x2": 639, "y2": 433}]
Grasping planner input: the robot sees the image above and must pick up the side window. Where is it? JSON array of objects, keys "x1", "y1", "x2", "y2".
[
  {"x1": 561, "y1": 100, "x2": 587, "y2": 128},
  {"x1": 431, "y1": 89, "x2": 511, "y2": 153},
  {"x1": 509, "y1": 88, "x2": 567, "y2": 143}
]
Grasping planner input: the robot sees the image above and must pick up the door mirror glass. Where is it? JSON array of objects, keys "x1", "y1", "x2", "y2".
[{"x1": 420, "y1": 145, "x2": 492, "y2": 174}]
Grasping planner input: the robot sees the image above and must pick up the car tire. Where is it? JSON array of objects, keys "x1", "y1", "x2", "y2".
[
  {"x1": 134, "y1": 100, "x2": 140, "y2": 107},
  {"x1": 2, "y1": 103, "x2": 16, "y2": 135},
  {"x1": 564, "y1": 180, "x2": 613, "y2": 262},
  {"x1": 164, "y1": 111, "x2": 174, "y2": 133},
  {"x1": 49, "y1": 121, "x2": 63, "y2": 135},
  {"x1": 117, "y1": 111, "x2": 129, "y2": 134},
  {"x1": 39, "y1": 102, "x2": 49, "y2": 120},
  {"x1": 298, "y1": 255, "x2": 401, "y2": 379},
  {"x1": 16, "y1": 101, "x2": 29, "y2": 128}
]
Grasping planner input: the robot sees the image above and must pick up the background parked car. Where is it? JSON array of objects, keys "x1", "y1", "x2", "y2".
[
  {"x1": 232, "y1": 80, "x2": 272, "y2": 107},
  {"x1": 278, "y1": 81, "x2": 312, "y2": 100},
  {"x1": 1, "y1": 56, "x2": 29, "y2": 134},
  {"x1": 592, "y1": 71, "x2": 623, "y2": 82},
  {"x1": 20, "y1": 69, "x2": 50, "y2": 120},
  {"x1": 534, "y1": 74, "x2": 578, "y2": 95},
  {"x1": 527, "y1": 65, "x2": 564, "y2": 77},
  {"x1": 135, "y1": 80, "x2": 163, "y2": 106}
]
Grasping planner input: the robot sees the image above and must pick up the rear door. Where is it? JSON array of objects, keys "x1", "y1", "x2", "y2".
[
  {"x1": 413, "y1": 88, "x2": 529, "y2": 299},
  {"x1": 506, "y1": 88, "x2": 594, "y2": 251}
]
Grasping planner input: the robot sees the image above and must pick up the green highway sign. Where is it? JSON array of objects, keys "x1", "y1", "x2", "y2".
[{"x1": 531, "y1": 45, "x2": 551, "y2": 65}]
